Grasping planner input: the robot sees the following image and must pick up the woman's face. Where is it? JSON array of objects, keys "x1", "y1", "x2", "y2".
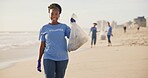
[
  {"x1": 49, "y1": 9, "x2": 60, "y2": 22},
  {"x1": 107, "y1": 22, "x2": 110, "y2": 26}
]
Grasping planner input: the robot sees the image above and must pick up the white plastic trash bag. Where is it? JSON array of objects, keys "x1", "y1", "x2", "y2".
[{"x1": 68, "y1": 14, "x2": 89, "y2": 52}]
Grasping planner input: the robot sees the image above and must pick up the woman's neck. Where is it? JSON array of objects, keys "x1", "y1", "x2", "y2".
[{"x1": 49, "y1": 21, "x2": 60, "y2": 25}]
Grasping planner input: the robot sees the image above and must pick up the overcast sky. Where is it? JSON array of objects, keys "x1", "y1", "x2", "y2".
[{"x1": 0, "y1": 0, "x2": 148, "y2": 31}]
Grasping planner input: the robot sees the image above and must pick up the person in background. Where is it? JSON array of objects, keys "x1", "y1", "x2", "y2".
[
  {"x1": 123, "y1": 26, "x2": 127, "y2": 33},
  {"x1": 137, "y1": 26, "x2": 140, "y2": 30},
  {"x1": 89, "y1": 23, "x2": 97, "y2": 48},
  {"x1": 106, "y1": 22, "x2": 113, "y2": 46},
  {"x1": 37, "y1": 3, "x2": 71, "y2": 78}
]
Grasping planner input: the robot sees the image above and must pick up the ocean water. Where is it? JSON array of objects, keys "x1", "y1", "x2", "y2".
[
  {"x1": 0, "y1": 31, "x2": 39, "y2": 69},
  {"x1": 0, "y1": 31, "x2": 39, "y2": 51}
]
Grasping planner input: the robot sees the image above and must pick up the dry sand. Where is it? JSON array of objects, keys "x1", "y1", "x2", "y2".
[{"x1": 0, "y1": 27, "x2": 148, "y2": 78}]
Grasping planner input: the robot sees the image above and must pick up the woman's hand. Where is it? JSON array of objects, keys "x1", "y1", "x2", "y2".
[
  {"x1": 70, "y1": 18, "x2": 76, "y2": 23},
  {"x1": 37, "y1": 60, "x2": 41, "y2": 72}
]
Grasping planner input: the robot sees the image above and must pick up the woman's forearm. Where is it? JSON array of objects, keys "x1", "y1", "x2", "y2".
[{"x1": 38, "y1": 41, "x2": 45, "y2": 61}]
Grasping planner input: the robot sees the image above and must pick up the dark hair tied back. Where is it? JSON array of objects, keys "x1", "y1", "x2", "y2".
[{"x1": 48, "y1": 3, "x2": 62, "y2": 14}]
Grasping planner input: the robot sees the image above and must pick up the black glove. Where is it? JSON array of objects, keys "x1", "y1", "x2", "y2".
[
  {"x1": 70, "y1": 18, "x2": 76, "y2": 23},
  {"x1": 37, "y1": 60, "x2": 41, "y2": 72}
]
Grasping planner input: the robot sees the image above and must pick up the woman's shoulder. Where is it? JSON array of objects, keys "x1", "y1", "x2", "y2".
[
  {"x1": 59, "y1": 23, "x2": 67, "y2": 26},
  {"x1": 59, "y1": 23, "x2": 70, "y2": 28},
  {"x1": 40, "y1": 24, "x2": 47, "y2": 28},
  {"x1": 39, "y1": 24, "x2": 50, "y2": 32},
  {"x1": 43, "y1": 24, "x2": 50, "y2": 27}
]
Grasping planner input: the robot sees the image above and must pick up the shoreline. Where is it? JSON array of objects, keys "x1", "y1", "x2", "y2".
[
  {"x1": 0, "y1": 44, "x2": 39, "y2": 70},
  {"x1": 0, "y1": 56, "x2": 37, "y2": 70}
]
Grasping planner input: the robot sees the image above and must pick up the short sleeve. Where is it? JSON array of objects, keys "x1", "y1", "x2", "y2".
[
  {"x1": 65, "y1": 25, "x2": 71, "y2": 38},
  {"x1": 39, "y1": 26, "x2": 46, "y2": 41}
]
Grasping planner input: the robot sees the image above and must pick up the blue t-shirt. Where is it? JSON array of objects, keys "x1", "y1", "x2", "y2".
[
  {"x1": 39, "y1": 23, "x2": 71, "y2": 61},
  {"x1": 107, "y1": 26, "x2": 112, "y2": 36},
  {"x1": 90, "y1": 27, "x2": 97, "y2": 37}
]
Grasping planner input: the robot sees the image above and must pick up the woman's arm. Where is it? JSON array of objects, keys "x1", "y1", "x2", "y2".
[
  {"x1": 38, "y1": 41, "x2": 45, "y2": 61},
  {"x1": 111, "y1": 28, "x2": 113, "y2": 36}
]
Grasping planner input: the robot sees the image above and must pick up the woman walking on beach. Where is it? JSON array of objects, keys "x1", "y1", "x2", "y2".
[
  {"x1": 37, "y1": 3, "x2": 71, "y2": 78},
  {"x1": 89, "y1": 23, "x2": 97, "y2": 48},
  {"x1": 106, "y1": 22, "x2": 113, "y2": 46}
]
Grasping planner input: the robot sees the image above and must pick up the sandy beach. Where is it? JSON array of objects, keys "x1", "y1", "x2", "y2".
[{"x1": 0, "y1": 27, "x2": 148, "y2": 78}]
